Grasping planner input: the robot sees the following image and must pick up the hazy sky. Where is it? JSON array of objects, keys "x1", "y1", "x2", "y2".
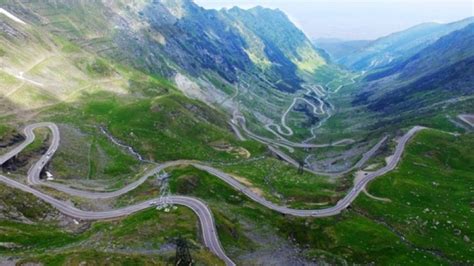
[{"x1": 194, "y1": 0, "x2": 473, "y2": 40}]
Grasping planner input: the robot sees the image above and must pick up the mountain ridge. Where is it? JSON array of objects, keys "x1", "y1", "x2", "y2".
[
  {"x1": 338, "y1": 16, "x2": 474, "y2": 70},
  {"x1": 353, "y1": 22, "x2": 474, "y2": 115}
]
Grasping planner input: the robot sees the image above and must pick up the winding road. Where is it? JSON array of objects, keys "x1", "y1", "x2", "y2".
[
  {"x1": 0, "y1": 123, "x2": 234, "y2": 265},
  {"x1": 265, "y1": 73, "x2": 362, "y2": 146},
  {"x1": 458, "y1": 114, "x2": 474, "y2": 127},
  {"x1": 266, "y1": 96, "x2": 325, "y2": 137},
  {"x1": 239, "y1": 73, "x2": 361, "y2": 149},
  {"x1": 229, "y1": 74, "x2": 378, "y2": 177},
  {"x1": 232, "y1": 112, "x2": 355, "y2": 150},
  {"x1": 0, "y1": 123, "x2": 425, "y2": 265}
]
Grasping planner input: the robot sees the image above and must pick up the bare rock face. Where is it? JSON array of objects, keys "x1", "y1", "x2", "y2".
[
  {"x1": 0, "y1": 192, "x2": 57, "y2": 224},
  {"x1": 0, "y1": 133, "x2": 24, "y2": 148},
  {"x1": 0, "y1": 21, "x2": 27, "y2": 40}
]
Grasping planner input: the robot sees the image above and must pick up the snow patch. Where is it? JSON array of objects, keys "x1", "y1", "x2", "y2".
[{"x1": 0, "y1": 8, "x2": 27, "y2": 25}]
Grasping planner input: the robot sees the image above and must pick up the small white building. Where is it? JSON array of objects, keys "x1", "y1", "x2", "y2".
[{"x1": 46, "y1": 171, "x2": 54, "y2": 181}]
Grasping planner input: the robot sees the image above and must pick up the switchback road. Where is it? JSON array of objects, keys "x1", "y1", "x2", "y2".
[{"x1": 0, "y1": 123, "x2": 425, "y2": 265}]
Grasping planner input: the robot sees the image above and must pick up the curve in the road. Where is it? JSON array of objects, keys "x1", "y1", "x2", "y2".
[
  {"x1": 0, "y1": 174, "x2": 234, "y2": 265},
  {"x1": 2, "y1": 123, "x2": 423, "y2": 215},
  {"x1": 0, "y1": 123, "x2": 235, "y2": 265},
  {"x1": 0, "y1": 123, "x2": 425, "y2": 265},
  {"x1": 246, "y1": 73, "x2": 360, "y2": 147},
  {"x1": 267, "y1": 96, "x2": 326, "y2": 137},
  {"x1": 233, "y1": 112, "x2": 355, "y2": 150}
]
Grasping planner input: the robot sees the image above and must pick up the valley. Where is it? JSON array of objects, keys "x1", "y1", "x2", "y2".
[{"x1": 0, "y1": 1, "x2": 472, "y2": 265}]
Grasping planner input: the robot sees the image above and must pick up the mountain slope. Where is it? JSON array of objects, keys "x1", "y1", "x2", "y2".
[
  {"x1": 353, "y1": 23, "x2": 474, "y2": 114},
  {"x1": 0, "y1": 1, "x2": 268, "y2": 164},
  {"x1": 0, "y1": 0, "x2": 334, "y2": 134},
  {"x1": 313, "y1": 38, "x2": 370, "y2": 62},
  {"x1": 223, "y1": 6, "x2": 326, "y2": 76},
  {"x1": 339, "y1": 17, "x2": 474, "y2": 71},
  {"x1": 1, "y1": 1, "x2": 474, "y2": 265}
]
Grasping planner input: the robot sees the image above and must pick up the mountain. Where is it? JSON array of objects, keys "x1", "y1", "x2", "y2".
[
  {"x1": 0, "y1": 0, "x2": 330, "y2": 130},
  {"x1": 0, "y1": 0, "x2": 333, "y2": 160},
  {"x1": 353, "y1": 23, "x2": 474, "y2": 115},
  {"x1": 222, "y1": 6, "x2": 326, "y2": 76},
  {"x1": 338, "y1": 17, "x2": 474, "y2": 71},
  {"x1": 313, "y1": 38, "x2": 370, "y2": 62},
  {"x1": 1, "y1": 1, "x2": 474, "y2": 265}
]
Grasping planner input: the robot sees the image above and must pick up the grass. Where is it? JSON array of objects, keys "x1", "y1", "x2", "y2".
[
  {"x1": 168, "y1": 166, "x2": 261, "y2": 255},
  {"x1": 22, "y1": 128, "x2": 49, "y2": 154},
  {"x1": 47, "y1": 91, "x2": 265, "y2": 163},
  {"x1": 220, "y1": 158, "x2": 342, "y2": 208},
  {"x1": 355, "y1": 129, "x2": 474, "y2": 263},
  {"x1": 114, "y1": 177, "x2": 160, "y2": 207},
  {"x1": 0, "y1": 182, "x2": 222, "y2": 264},
  {"x1": 52, "y1": 35, "x2": 82, "y2": 54},
  {"x1": 0, "y1": 124, "x2": 13, "y2": 139},
  {"x1": 165, "y1": 129, "x2": 473, "y2": 264},
  {"x1": 0, "y1": 220, "x2": 81, "y2": 252},
  {"x1": 91, "y1": 208, "x2": 198, "y2": 249},
  {"x1": 0, "y1": 183, "x2": 57, "y2": 222},
  {"x1": 86, "y1": 58, "x2": 114, "y2": 77},
  {"x1": 8, "y1": 85, "x2": 57, "y2": 109},
  {"x1": 127, "y1": 73, "x2": 171, "y2": 97},
  {"x1": 0, "y1": 2, "x2": 470, "y2": 263},
  {"x1": 18, "y1": 251, "x2": 167, "y2": 266},
  {"x1": 205, "y1": 72, "x2": 235, "y2": 96},
  {"x1": 0, "y1": 71, "x2": 20, "y2": 87},
  {"x1": 311, "y1": 64, "x2": 348, "y2": 85},
  {"x1": 43, "y1": 123, "x2": 141, "y2": 187},
  {"x1": 18, "y1": 249, "x2": 223, "y2": 266}
]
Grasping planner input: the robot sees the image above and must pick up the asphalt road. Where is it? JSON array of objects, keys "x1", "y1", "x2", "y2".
[
  {"x1": 269, "y1": 135, "x2": 388, "y2": 178},
  {"x1": 458, "y1": 114, "x2": 474, "y2": 127},
  {"x1": 228, "y1": 76, "x2": 386, "y2": 178},
  {"x1": 0, "y1": 123, "x2": 234, "y2": 266},
  {"x1": 0, "y1": 174, "x2": 233, "y2": 265},
  {"x1": 232, "y1": 112, "x2": 355, "y2": 149},
  {"x1": 0, "y1": 123, "x2": 61, "y2": 166},
  {"x1": 0, "y1": 123, "x2": 424, "y2": 265},
  {"x1": 267, "y1": 96, "x2": 325, "y2": 137},
  {"x1": 256, "y1": 74, "x2": 360, "y2": 145},
  {"x1": 192, "y1": 126, "x2": 421, "y2": 217}
]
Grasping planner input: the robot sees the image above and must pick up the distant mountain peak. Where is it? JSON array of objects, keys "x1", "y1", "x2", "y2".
[
  {"x1": 338, "y1": 16, "x2": 474, "y2": 70},
  {"x1": 157, "y1": 0, "x2": 199, "y2": 18}
]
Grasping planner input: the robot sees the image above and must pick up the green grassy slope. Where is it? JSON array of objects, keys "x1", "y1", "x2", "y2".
[
  {"x1": 0, "y1": 183, "x2": 223, "y2": 265},
  {"x1": 339, "y1": 17, "x2": 474, "y2": 70},
  {"x1": 45, "y1": 91, "x2": 266, "y2": 163},
  {"x1": 354, "y1": 130, "x2": 473, "y2": 263},
  {"x1": 0, "y1": 2, "x2": 472, "y2": 265},
  {"x1": 165, "y1": 129, "x2": 473, "y2": 264}
]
